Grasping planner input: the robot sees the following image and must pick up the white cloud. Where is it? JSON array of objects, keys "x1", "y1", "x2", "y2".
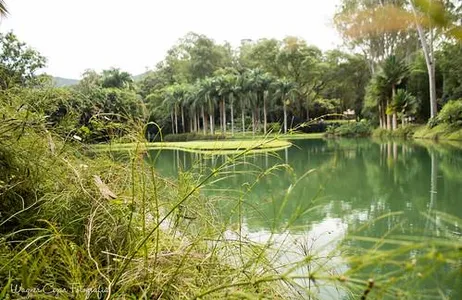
[{"x1": 0, "y1": 0, "x2": 341, "y2": 78}]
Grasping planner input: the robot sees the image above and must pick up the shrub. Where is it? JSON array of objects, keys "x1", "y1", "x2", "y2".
[
  {"x1": 326, "y1": 120, "x2": 372, "y2": 137},
  {"x1": 437, "y1": 99, "x2": 462, "y2": 125},
  {"x1": 373, "y1": 125, "x2": 418, "y2": 138},
  {"x1": 163, "y1": 132, "x2": 226, "y2": 142},
  {"x1": 427, "y1": 116, "x2": 440, "y2": 128}
]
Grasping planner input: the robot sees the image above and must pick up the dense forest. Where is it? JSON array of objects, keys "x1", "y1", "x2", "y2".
[{"x1": 1, "y1": 1, "x2": 461, "y2": 142}]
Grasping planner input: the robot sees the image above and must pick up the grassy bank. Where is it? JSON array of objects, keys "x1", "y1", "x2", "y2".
[
  {"x1": 372, "y1": 124, "x2": 462, "y2": 141},
  {"x1": 413, "y1": 124, "x2": 462, "y2": 140},
  {"x1": 95, "y1": 139, "x2": 292, "y2": 154},
  {"x1": 161, "y1": 132, "x2": 324, "y2": 142},
  {"x1": 226, "y1": 132, "x2": 324, "y2": 140}
]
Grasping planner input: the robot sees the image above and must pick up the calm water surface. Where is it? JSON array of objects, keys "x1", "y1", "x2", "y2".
[{"x1": 148, "y1": 138, "x2": 462, "y2": 299}]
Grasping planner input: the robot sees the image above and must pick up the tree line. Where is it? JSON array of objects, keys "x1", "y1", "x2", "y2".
[
  {"x1": 140, "y1": 33, "x2": 371, "y2": 138},
  {"x1": 2, "y1": 0, "x2": 462, "y2": 142}
]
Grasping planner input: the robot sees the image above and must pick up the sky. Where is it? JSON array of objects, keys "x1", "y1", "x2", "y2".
[{"x1": 0, "y1": 0, "x2": 342, "y2": 79}]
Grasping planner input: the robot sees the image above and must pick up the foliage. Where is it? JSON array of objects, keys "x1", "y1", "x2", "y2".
[
  {"x1": 372, "y1": 124, "x2": 419, "y2": 138},
  {"x1": 310, "y1": 98, "x2": 341, "y2": 116},
  {"x1": 0, "y1": 32, "x2": 47, "y2": 89},
  {"x1": 439, "y1": 42, "x2": 462, "y2": 101},
  {"x1": 101, "y1": 67, "x2": 134, "y2": 90},
  {"x1": 163, "y1": 132, "x2": 226, "y2": 142},
  {"x1": 414, "y1": 123, "x2": 462, "y2": 140},
  {"x1": 363, "y1": 55, "x2": 413, "y2": 129},
  {"x1": 393, "y1": 89, "x2": 418, "y2": 117},
  {"x1": 319, "y1": 51, "x2": 371, "y2": 114},
  {"x1": 0, "y1": 92, "x2": 288, "y2": 299},
  {"x1": 437, "y1": 99, "x2": 462, "y2": 125},
  {"x1": 138, "y1": 33, "x2": 372, "y2": 136},
  {"x1": 427, "y1": 116, "x2": 439, "y2": 128},
  {"x1": 326, "y1": 120, "x2": 372, "y2": 137}
]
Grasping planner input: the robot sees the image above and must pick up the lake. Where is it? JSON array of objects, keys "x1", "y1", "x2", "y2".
[{"x1": 148, "y1": 138, "x2": 462, "y2": 299}]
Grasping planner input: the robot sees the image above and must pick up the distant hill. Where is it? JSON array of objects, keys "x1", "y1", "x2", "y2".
[
  {"x1": 53, "y1": 77, "x2": 79, "y2": 87},
  {"x1": 52, "y1": 72, "x2": 148, "y2": 87},
  {"x1": 132, "y1": 72, "x2": 150, "y2": 82}
]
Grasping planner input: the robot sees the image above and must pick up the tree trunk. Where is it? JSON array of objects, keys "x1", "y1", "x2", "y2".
[
  {"x1": 392, "y1": 85, "x2": 397, "y2": 130},
  {"x1": 392, "y1": 113, "x2": 397, "y2": 130},
  {"x1": 230, "y1": 99, "x2": 234, "y2": 136},
  {"x1": 263, "y1": 92, "x2": 267, "y2": 134},
  {"x1": 379, "y1": 104, "x2": 383, "y2": 129},
  {"x1": 283, "y1": 99, "x2": 288, "y2": 134},
  {"x1": 223, "y1": 99, "x2": 227, "y2": 133},
  {"x1": 201, "y1": 106, "x2": 206, "y2": 135},
  {"x1": 219, "y1": 99, "x2": 224, "y2": 133},
  {"x1": 194, "y1": 111, "x2": 197, "y2": 132},
  {"x1": 174, "y1": 105, "x2": 178, "y2": 134},
  {"x1": 411, "y1": 3, "x2": 438, "y2": 119},
  {"x1": 241, "y1": 102, "x2": 245, "y2": 135},
  {"x1": 171, "y1": 112, "x2": 175, "y2": 134},
  {"x1": 209, "y1": 113, "x2": 213, "y2": 135},
  {"x1": 181, "y1": 106, "x2": 185, "y2": 133},
  {"x1": 209, "y1": 113, "x2": 215, "y2": 135},
  {"x1": 251, "y1": 109, "x2": 256, "y2": 135},
  {"x1": 386, "y1": 100, "x2": 391, "y2": 130},
  {"x1": 256, "y1": 106, "x2": 260, "y2": 130},
  {"x1": 382, "y1": 109, "x2": 388, "y2": 129},
  {"x1": 204, "y1": 113, "x2": 208, "y2": 134}
]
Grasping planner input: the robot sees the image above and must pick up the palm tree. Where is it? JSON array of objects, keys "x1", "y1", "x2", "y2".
[
  {"x1": 194, "y1": 81, "x2": 207, "y2": 134},
  {"x1": 216, "y1": 73, "x2": 240, "y2": 136},
  {"x1": 379, "y1": 56, "x2": 409, "y2": 130},
  {"x1": 261, "y1": 73, "x2": 274, "y2": 134},
  {"x1": 101, "y1": 68, "x2": 134, "y2": 90},
  {"x1": 199, "y1": 78, "x2": 217, "y2": 135},
  {"x1": 246, "y1": 68, "x2": 273, "y2": 134},
  {"x1": 243, "y1": 70, "x2": 259, "y2": 135},
  {"x1": 393, "y1": 89, "x2": 417, "y2": 127},
  {"x1": 273, "y1": 79, "x2": 297, "y2": 133},
  {"x1": 228, "y1": 74, "x2": 241, "y2": 136},
  {"x1": 215, "y1": 75, "x2": 228, "y2": 134},
  {"x1": 239, "y1": 72, "x2": 252, "y2": 134},
  {"x1": 162, "y1": 86, "x2": 177, "y2": 134},
  {"x1": 366, "y1": 74, "x2": 389, "y2": 129},
  {"x1": 186, "y1": 85, "x2": 200, "y2": 133},
  {"x1": 0, "y1": 1, "x2": 8, "y2": 17},
  {"x1": 175, "y1": 84, "x2": 188, "y2": 133}
]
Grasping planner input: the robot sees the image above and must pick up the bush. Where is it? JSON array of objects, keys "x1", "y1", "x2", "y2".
[
  {"x1": 437, "y1": 100, "x2": 462, "y2": 125},
  {"x1": 427, "y1": 116, "x2": 440, "y2": 128},
  {"x1": 325, "y1": 120, "x2": 372, "y2": 137},
  {"x1": 163, "y1": 132, "x2": 226, "y2": 142},
  {"x1": 372, "y1": 125, "x2": 418, "y2": 138}
]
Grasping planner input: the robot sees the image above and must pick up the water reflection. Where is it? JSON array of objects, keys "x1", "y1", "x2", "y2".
[{"x1": 147, "y1": 138, "x2": 462, "y2": 298}]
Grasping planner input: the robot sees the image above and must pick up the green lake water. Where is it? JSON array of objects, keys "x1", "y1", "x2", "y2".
[{"x1": 148, "y1": 138, "x2": 462, "y2": 299}]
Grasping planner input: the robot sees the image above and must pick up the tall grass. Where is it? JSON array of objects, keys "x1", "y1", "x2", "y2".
[{"x1": 1, "y1": 89, "x2": 461, "y2": 299}]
